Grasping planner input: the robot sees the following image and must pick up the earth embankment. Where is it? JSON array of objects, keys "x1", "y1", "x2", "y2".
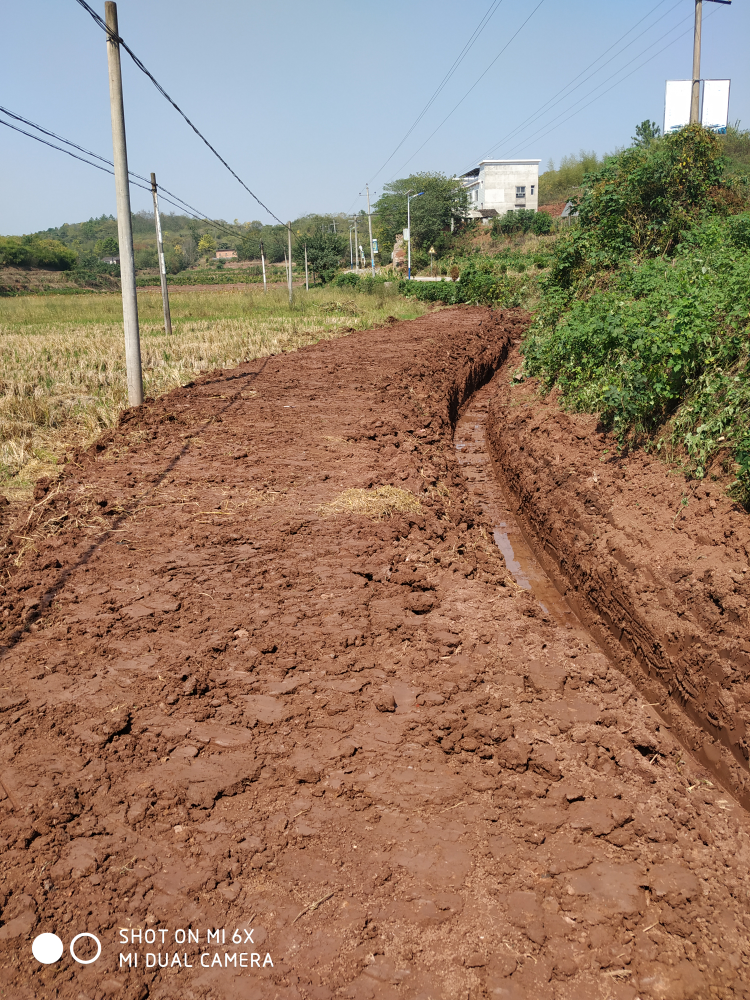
[
  {"x1": 487, "y1": 351, "x2": 750, "y2": 807},
  {"x1": 0, "y1": 309, "x2": 749, "y2": 1000}
]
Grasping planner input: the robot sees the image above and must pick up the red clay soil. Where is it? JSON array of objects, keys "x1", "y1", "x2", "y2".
[
  {"x1": 1, "y1": 309, "x2": 749, "y2": 1000},
  {"x1": 487, "y1": 354, "x2": 750, "y2": 808}
]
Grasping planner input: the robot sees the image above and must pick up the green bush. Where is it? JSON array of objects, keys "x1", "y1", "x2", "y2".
[
  {"x1": 524, "y1": 212, "x2": 750, "y2": 494},
  {"x1": 135, "y1": 247, "x2": 158, "y2": 270},
  {"x1": 331, "y1": 272, "x2": 361, "y2": 288},
  {"x1": 0, "y1": 237, "x2": 77, "y2": 270},
  {"x1": 401, "y1": 255, "x2": 536, "y2": 308},
  {"x1": 492, "y1": 209, "x2": 553, "y2": 238},
  {"x1": 520, "y1": 125, "x2": 750, "y2": 499},
  {"x1": 576, "y1": 122, "x2": 728, "y2": 258},
  {"x1": 0, "y1": 239, "x2": 32, "y2": 267}
]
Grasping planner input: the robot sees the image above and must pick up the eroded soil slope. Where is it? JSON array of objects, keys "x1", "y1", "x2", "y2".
[
  {"x1": 1, "y1": 309, "x2": 749, "y2": 1000},
  {"x1": 487, "y1": 353, "x2": 750, "y2": 807}
]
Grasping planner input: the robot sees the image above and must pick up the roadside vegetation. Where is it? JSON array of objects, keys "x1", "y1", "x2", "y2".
[
  {"x1": 0, "y1": 284, "x2": 426, "y2": 499},
  {"x1": 524, "y1": 123, "x2": 750, "y2": 501}
]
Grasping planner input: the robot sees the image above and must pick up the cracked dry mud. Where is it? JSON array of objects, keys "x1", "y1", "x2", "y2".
[{"x1": 1, "y1": 307, "x2": 749, "y2": 1000}]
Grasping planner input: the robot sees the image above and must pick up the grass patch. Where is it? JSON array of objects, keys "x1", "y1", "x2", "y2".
[
  {"x1": 318, "y1": 486, "x2": 422, "y2": 520},
  {"x1": 0, "y1": 284, "x2": 428, "y2": 498}
]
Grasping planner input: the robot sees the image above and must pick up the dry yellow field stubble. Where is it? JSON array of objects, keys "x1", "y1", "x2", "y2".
[
  {"x1": 319, "y1": 486, "x2": 423, "y2": 520},
  {"x1": 0, "y1": 284, "x2": 427, "y2": 501}
]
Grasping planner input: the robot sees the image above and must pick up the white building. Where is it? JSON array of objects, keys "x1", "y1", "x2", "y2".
[{"x1": 459, "y1": 159, "x2": 541, "y2": 222}]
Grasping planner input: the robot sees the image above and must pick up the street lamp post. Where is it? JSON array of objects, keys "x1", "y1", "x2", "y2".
[{"x1": 407, "y1": 190, "x2": 424, "y2": 280}]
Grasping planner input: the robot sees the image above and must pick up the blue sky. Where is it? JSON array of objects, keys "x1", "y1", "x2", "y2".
[{"x1": 1, "y1": 0, "x2": 747, "y2": 233}]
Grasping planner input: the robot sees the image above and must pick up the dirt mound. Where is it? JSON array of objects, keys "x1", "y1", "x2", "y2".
[{"x1": 0, "y1": 310, "x2": 749, "y2": 999}]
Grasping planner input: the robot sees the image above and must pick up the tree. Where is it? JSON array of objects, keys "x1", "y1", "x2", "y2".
[
  {"x1": 197, "y1": 233, "x2": 217, "y2": 257},
  {"x1": 372, "y1": 172, "x2": 468, "y2": 261},
  {"x1": 632, "y1": 120, "x2": 661, "y2": 147},
  {"x1": 292, "y1": 231, "x2": 346, "y2": 283},
  {"x1": 94, "y1": 236, "x2": 119, "y2": 257},
  {"x1": 187, "y1": 220, "x2": 202, "y2": 247}
]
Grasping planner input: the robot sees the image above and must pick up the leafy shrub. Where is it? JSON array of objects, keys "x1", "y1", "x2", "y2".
[
  {"x1": 492, "y1": 209, "x2": 553, "y2": 238},
  {"x1": 576, "y1": 123, "x2": 728, "y2": 258},
  {"x1": 523, "y1": 213, "x2": 750, "y2": 495},
  {"x1": 331, "y1": 272, "x2": 361, "y2": 288},
  {"x1": 135, "y1": 247, "x2": 158, "y2": 270},
  {"x1": 401, "y1": 255, "x2": 535, "y2": 308},
  {"x1": 0, "y1": 237, "x2": 77, "y2": 270}
]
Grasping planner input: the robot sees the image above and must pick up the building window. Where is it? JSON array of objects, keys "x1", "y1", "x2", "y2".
[
  {"x1": 516, "y1": 186, "x2": 526, "y2": 199},
  {"x1": 530, "y1": 184, "x2": 535, "y2": 195}
]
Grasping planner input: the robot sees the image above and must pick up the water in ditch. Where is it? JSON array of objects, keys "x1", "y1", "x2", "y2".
[{"x1": 455, "y1": 380, "x2": 582, "y2": 633}]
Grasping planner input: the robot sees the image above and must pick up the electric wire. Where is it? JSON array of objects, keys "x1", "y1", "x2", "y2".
[
  {"x1": 0, "y1": 104, "x2": 214, "y2": 224},
  {"x1": 367, "y1": 0, "x2": 506, "y2": 185},
  {"x1": 464, "y1": 0, "x2": 682, "y2": 170},
  {"x1": 0, "y1": 114, "x2": 260, "y2": 246},
  {"x1": 499, "y1": 2, "x2": 724, "y2": 160},
  {"x1": 386, "y1": 0, "x2": 548, "y2": 182},
  {"x1": 73, "y1": 0, "x2": 284, "y2": 226}
]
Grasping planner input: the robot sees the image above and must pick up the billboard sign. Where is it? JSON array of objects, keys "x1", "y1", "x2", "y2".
[
  {"x1": 702, "y1": 79, "x2": 731, "y2": 133},
  {"x1": 664, "y1": 80, "x2": 692, "y2": 133}
]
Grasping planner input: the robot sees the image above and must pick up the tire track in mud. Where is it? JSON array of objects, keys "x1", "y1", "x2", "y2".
[
  {"x1": 455, "y1": 377, "x2": 750, "y2": 810},
  {"x1": 0, "y1": 308, "x2": 749, "y2": 1000},
  {"x1": 486, "y1": 349, "x2": 750, "y2": 811}
]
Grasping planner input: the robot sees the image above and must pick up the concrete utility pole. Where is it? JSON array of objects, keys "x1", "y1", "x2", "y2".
[
  {"x1": 304, "y1": 244, "x2": 309, "y2": 291},
  {"x1": 365, "y1": 184, "x2": 376, "y2": 274},
  {"x1": 105, "y1": 1, "x2": 142, "y2": 406},
  {"x1": 354, "y1": 218, "x2": 358, "y2": 272},
  {"x1": 690, "y1": 0, "x2": 703, "y2": 124},
  {"x1": 260, "y1": 239, "x2": 267, "y2": 293},
  {"x1": 150, "y1": 173, "x2": 172, "y2": 336},
  {"x1": 406, "y1": 190, "x2": 424, "y2": 280},
  {"x1": 287, "y1": 222, "x2": 293, "y2": 306},
  {"x1": 349, "y1": 226, "x2": 354, "y2": 271}
]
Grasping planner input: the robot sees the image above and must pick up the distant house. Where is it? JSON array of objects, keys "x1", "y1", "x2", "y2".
[
  {"x1": 215, "y1": 249, "x2": 238, "y2": 260},
  {"x1": 459, "y1": 159, "x2": 541, "y2": 222},
  {"x1": 100, "y1": 255, "x2": 120, "y2": 264}
]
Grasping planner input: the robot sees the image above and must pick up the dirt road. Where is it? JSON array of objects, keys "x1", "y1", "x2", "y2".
[{"x1": 1, "y1": 307, "x2": 749, "y2": 1000}]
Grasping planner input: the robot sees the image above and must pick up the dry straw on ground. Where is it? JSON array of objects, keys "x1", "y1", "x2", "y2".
[
  {"x1": 0, "y1": 284, "x2": 427, "y2": 500},
  {"x1": 319, "y1": 485, "x2": 422, "y2": 520}
]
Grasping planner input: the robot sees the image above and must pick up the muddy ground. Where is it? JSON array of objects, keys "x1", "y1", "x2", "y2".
[
  {"x1": 487, "y1": 357, "x2": 750, "y2": 807},
  {"x1": 1, "y1": 307, "x2": 749, "y2": 1000}
]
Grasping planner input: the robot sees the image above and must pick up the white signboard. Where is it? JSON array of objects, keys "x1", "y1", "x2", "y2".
[
  {"x1": 702, "y1": 79, "x2": 730, "y2": 133},
  {"x1": 664, "y1": 80, "x2": 692, "y2": 134}
]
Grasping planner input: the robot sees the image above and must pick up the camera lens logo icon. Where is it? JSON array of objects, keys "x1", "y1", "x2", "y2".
[
  {"x1": 32, "y1": 934, "x2": 64, "y2": 965},
  {"x1": 32, "y1": 932, "x2": 101, "y2": 965}
]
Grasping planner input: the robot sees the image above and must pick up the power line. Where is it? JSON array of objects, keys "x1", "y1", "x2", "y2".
[
  {"x1": 464, "y1": 0, "x2": 682, "y2": 170},
  {"x1": 501, "y1": 3, "x2": 725, "y2": 159},
  {"x1": 0, "y1": 112, "x2": 263, "y2": 246},
  {"x1": 385, "y1": 0, "x2": 548, "y2": 182},
  {"x1": 73, "y1": 0, "x2": 284, "y2": 226},
  {"x1": 367, "y1": 0, "x2": 506, "y2": 184}
]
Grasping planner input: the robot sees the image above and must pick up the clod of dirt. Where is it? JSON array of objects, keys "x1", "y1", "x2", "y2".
[{"x1": 374, "y1": 688, "x2": 397, "y2": 712}]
